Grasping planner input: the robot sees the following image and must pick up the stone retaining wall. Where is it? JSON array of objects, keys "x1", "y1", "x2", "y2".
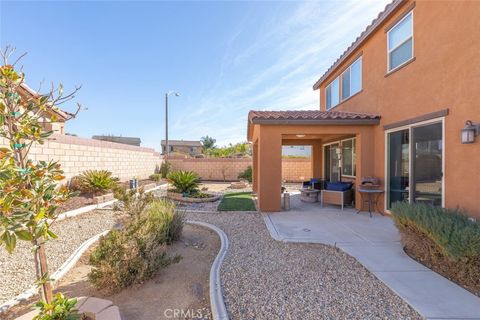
[
  {"x1": 167, "y1": 157, "x2": 311, "y2": 182},
  {"x1": 0, "y1": 134, "x2": 162, "y2": 182}
]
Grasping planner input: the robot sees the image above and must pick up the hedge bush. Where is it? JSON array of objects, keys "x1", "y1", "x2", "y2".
[
  {"x1": 391, "y1": 202, "x2": 480, "y2": 261},
  {"x1": 88, "y1": 199, "x2": 185, "y2": 291}
]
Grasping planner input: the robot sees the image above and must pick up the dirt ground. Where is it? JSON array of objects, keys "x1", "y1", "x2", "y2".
[
  {"x1": 198, "y1": 182, "x2": 250, "y2": 193},
  {"x1": 5, "y1": 224, "x2": 220, "y2": 320}
]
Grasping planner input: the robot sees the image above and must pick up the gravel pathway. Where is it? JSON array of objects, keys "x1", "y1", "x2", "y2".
[
  {"x1": 0, "y1": 210, "x2": 118, "y2": 305},
  {"x1": 186, "y1": 211, "x2": 421, "y2": 319}
]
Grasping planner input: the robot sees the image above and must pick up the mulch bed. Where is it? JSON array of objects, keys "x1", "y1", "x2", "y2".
[
  {"x1": 58, "y1": 194, "x2": 95, "y2": 213},
  {"x1": 400, "y1": 225, "x2": 480, "y2": 297},
  {"x1": 58, "y1": 180, "x2": 165, "y2": 214}
]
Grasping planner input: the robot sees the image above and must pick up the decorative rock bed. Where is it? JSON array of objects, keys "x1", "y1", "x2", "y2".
[{"x1": 167, "y1": 191, "x2": 222, "y2": 203}]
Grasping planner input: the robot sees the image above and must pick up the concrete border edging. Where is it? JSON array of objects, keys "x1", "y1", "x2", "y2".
[
  {"x1": 0, "y1": 230, "x2": 110, "y2": 314},
  {"x1": 187, "y1": 220, "x2": 230, "y2": 320}
]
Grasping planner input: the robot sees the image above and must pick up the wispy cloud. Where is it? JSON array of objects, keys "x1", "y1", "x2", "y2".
[{"x1": 171, "y1": 0, "x2": 390, "y2": 146}]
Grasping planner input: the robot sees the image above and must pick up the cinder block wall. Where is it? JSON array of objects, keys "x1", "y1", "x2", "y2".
[
  {"x1": 0, "y1": 134, "x2": 162, "y2": 182},
  {"x1": 167, "y1": 157, "x2": 311, "y2": 182}
]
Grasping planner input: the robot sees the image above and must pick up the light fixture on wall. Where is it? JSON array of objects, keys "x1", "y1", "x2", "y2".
[
  {"x1": 461, "y1": 120, "x2": 480, "y2": 144},
  {"x1": 296, "y1": 134, "x2": 306, "y2": 138}
]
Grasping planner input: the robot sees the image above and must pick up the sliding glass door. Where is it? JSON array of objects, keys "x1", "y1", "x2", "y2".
[
  {"x1": 387, "y1": 121, "x2": 443, "y2": 209},
  {"x1": 387, "y1": 129, "x2": 409, "y2": 208},
  {"x1": 412, "y1": 123, "x2": 443, "y2": 206}
]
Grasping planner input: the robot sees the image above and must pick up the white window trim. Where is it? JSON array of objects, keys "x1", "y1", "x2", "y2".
[
  {"x1": 341, "y1": 57, "x2": 362, "y2": 101},
  {"x1": 325, "y1": 76, "x2": 340, "y2": 110},
  {"x1": 387, "y1": 11, "x2": 414, "y2": 73},
  {"x1": 323, "y1": 138, "x2": 357, "y2": 178},
  {"x1": 383, "y1": 117, "x2": 445, "y2": 213}
]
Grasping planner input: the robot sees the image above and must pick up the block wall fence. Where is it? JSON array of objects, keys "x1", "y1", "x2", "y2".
[
  {"x1": 167, "y1": 157, "x2": 311, "y2": 182},
  {"x1": 0, "y1": 134, "x2": 163, "y2": 182}
]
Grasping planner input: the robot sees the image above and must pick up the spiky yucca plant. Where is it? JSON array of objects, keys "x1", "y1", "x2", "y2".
[
  {"x1": 76, "y1": 170, "x2": 118, "y2": 195},
  {"x1": 167, "y1": 170, "x2": 200, "y2": 194}
]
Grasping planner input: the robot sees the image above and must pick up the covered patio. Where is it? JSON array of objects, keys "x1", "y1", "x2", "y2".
[{"x1": 247, "y1": 110, "x2": 381, "y2": 212}]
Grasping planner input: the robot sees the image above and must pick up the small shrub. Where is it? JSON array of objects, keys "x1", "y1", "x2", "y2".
[
  {"x1": 238, "y1": 166, "x2": 252, "y2": 183},
  {"x1": 167, "y1": 170, "x2": 200, "y2": 194},
  {"x1": 142, "y1": 199, "x2": 185, "y2": 244},
  {"x1": 76, "y1": 170, "x2": 119, "y2": 195},
  {"x1": 113, "y1": 186, "x2": 154, "y2": 217},
  {"x1": 149, "y1": 173, "x2": 162, "y2": 182},
  {"x1": 159, "y1": 161, "x2": 171, "y2": 178},
  {"x1": 89, "y1": 199, "x2": 184, "y2": 292},
  {"x1": 33, "y1": 293, "x2": 79, "y2": 320}
]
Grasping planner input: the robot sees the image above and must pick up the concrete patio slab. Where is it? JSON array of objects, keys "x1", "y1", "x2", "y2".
[{"x1": 263, "y1": 195, "x2": 480, "y2": 319}]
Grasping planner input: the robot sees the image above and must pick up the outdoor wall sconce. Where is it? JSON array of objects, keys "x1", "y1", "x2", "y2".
[
  {"x1": 461, "y1": 120, "x2": 480, "y2": 144},
  {"x1": 296, "y1": 134, "x2": 306, "y2": 138}
]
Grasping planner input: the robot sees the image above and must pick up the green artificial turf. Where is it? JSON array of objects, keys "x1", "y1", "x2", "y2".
[{"x1": 218, "y1": 192, "x2": 256, "y2": 211}]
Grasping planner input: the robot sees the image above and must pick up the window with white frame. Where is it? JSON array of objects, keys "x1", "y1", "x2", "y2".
[
  {"x1": 341, "y1": 138, "x2": 356, "y2": 176},
  {"x1": 341, "y1": 57, "x2": 362, "y2": 100},
  {"x1": 388, "y1": 11, "x2": 413, "y2": 71},
  {"x1": 326, "y1": 77, "x2": 339, "y2": 110}
]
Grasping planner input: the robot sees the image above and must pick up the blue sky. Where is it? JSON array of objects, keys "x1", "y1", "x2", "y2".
[{"x1": 0, "y1": 0, "x2": 389, "y2": 150}]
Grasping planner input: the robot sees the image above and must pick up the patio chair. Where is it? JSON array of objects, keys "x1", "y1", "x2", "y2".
[{"x1": 320, "y1": 182, "x2": 354, "y2": 210}]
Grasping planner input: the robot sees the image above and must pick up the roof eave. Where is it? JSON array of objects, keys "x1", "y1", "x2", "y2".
[
  {"x1": 312, "y1": 0, "x2": 407, "y2": 90},
  {"x1": 250, "y1": 119, "x2": 380, "y2": 126}
]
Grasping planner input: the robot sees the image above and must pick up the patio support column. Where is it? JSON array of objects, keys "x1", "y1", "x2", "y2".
[
  {"x1": 311, "y1": 140, "x2": 323, "y2": 179},
  {"x1": 355, "y1": 130, "x2": 375, "y2": 210},
  {"x1": 258, "y1": 127, "x2": 282, "y2": 212},
  {"x1": 252, "y1": 141, "x2": 258, "y2": 193}
]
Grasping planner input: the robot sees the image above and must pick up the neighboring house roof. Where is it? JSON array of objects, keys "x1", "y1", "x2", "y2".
[
  {"x1": 18, "y1": 83, "x2": 75, "y2": 121},
  {"x1": 248, "y1": 110, "x2": 380, "y2": 124},
  {"x1": 161, "y1": 140, "x2": 202, "y2": 147},
  {"x1": 92, "y1": 135, "x2": 141, "y2": 146},
  {"x1": 312, "y1": 0, "x2": 406, "y2": 90}
]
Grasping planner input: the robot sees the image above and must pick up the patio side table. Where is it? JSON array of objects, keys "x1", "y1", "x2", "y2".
[
  {"x1": 357, "y1": 188, "x2": 384, "y2": 217},
  {"x1": 300, "y1": 188, "x2": 320, "y2": 203}
]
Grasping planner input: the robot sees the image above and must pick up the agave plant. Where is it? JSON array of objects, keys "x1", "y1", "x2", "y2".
[
  {"x1": 76, "y1": 170, "x2": 119, "y2": 195},
  {"x1": 167, "y1": 170, "x2": 200, "y2": 194}
]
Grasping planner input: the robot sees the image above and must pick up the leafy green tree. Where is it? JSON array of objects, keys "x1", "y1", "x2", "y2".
[
  {"x1": 0, "y1": 47, "x2": 81, "y2": 305},
  {"x1": 205, "y1": 141, "x2": 251, "y2": 158},
  {"x1": 200, "y1": 135, "x2": 216, "y2": 152}
]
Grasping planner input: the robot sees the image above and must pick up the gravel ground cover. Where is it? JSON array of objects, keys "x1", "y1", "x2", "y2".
[
  {"x1": 0, "y1": 210, "x2": 119, "y2": 306},
  {"x1": 187, "y1": 211, "x2": 421, "y2": 319}
]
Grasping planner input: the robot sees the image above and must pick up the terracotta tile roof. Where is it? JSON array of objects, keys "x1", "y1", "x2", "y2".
[
  {"x1": 248, "y1": 110, "x2": 380, "y2": 124},
  {"x1": 312, "y1": 0, "x2": 406, "y2": 90},
  {"x1": 18, "y1": 83, "x2": 75, "y2": 121}
]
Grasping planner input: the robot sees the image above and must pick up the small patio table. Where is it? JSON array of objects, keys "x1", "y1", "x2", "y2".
[
  {"x1": 357, "y1": 188, "x2": 384, "y2": 217},
  {"x1": 300, "y1": 188, "x2": 320, "y2": 203}
]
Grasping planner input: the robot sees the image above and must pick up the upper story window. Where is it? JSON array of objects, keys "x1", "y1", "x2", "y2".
[
  {"x1": 326, "y1": 77, "x2": 339, "y2": 110},
  {"x1": 387, "y1": 11, "x2": 413, "y2": 71},
  {"x1": 341, "y1": 57, "x2": 362, "y2": 100}
]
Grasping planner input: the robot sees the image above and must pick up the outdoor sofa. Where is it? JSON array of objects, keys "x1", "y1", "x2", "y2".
[{"x1": 320, "y1": 182, "x2": 354, "y2": 210}]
